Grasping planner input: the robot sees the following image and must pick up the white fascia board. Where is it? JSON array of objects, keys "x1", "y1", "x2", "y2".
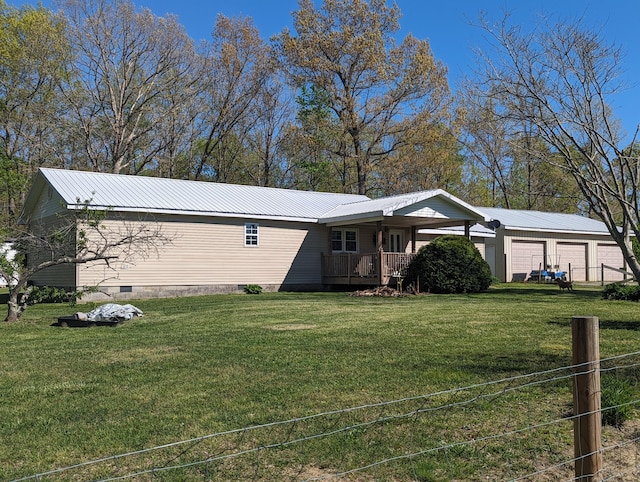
[
  {"x1": 320, "y1": 212, "x2": 385, "y2": 226},
  {"x1": 418, "y1": 228, "x2": 496, "y2": 238},
  {"x1": 502, "y1": 225, "x2": 610, "y2": 236}
]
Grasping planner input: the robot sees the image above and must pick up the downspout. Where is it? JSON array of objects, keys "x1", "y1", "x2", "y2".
[
  {"x1": 411, "y1": 226, "x2": 417, "y2": 253},
  {"x1": 377, "y1": 221, "x2": 383, "y2": 286}
]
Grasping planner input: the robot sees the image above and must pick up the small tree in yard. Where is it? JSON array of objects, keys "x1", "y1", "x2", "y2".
[
  {"x1": 406, "y1": 235, "x2": 492, "y2": 294},
  {"x1": 1, "y1": 200, "x2": 170, "y2": 322}
]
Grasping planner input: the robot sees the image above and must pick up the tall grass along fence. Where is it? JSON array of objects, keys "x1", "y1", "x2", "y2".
[{"x1": 11, "y1": 319, "x2": 640, "y2": 482}]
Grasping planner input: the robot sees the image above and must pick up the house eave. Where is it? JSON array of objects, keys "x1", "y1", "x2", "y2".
[
  {"x1": 66, "y1": 205, "x2": 319, "y2": 224},
  {"x1": 320, "y1": 212, "x2": 385, "y2": 226}
]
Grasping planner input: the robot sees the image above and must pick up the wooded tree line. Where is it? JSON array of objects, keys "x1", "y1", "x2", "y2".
[{"x1": 1, "y1": 0, "x2": 639, "y2": 259}]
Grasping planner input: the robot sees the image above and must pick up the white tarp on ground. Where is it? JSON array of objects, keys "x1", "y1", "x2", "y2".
[
  {"x1": 77, "y1": 303, "x2": 144, "y2": 322},
  {"x1": 0, "y1": 242, "x2": 17, "y2": 287}
]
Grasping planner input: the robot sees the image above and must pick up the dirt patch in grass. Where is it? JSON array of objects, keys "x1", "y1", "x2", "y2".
[
  {"x1": 519, "y1": 420, "x2": 640, "y2": 481},
  {"x1": 268, "y1": 324, "x2": 318, "y2": 331},
  {"x1": 98, "y1": 345, "x2": 182, "y2": 364},
  {"x1": 350, "y1": 287, "x2": 410, "y2": 297},
  {"x1": 600, "y1": 419, "x2": 640, "y2": 480}
]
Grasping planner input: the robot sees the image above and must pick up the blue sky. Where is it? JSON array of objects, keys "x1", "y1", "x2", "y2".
[{"x1": 14, "y1": 0, "x2": 640, "y2": 144}]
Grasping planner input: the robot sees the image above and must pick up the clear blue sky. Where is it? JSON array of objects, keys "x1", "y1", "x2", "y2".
[{"x1": 14, "y1": 0, "x2": 640, "y2": 144}]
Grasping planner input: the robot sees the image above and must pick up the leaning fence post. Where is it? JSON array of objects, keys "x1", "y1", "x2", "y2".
[{"x1": 572, "y1": 316, "x2": 603, "y2": 481}]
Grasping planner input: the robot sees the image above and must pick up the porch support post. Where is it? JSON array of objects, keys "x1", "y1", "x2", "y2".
[
  {"x1": 376, "y1": 221, "x2": 383, "y2": 286},
  {"x1": 411, "y1": 226, "x2": 417, "y2": 253},
  {"x1": 464, "y1": 220, "x2": 471, "y2": 239}
]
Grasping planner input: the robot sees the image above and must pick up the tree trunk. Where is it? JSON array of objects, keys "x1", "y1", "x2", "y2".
[
  {"x1": 4, "y1": 289, "x2": 23, "y2": 322},
  {"x1": 621, "y1": 238, "x2": 640, "y2": 282}
]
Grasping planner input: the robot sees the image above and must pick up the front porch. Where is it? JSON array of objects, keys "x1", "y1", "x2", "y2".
[
  {"x1": 321, "y1": 252, "x2": 416, "y2": 286},
  {"x1": 318, "y1": 189, "x2": 490, "y2": 287}
]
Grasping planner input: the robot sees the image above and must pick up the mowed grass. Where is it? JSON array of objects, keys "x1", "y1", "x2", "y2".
[{"x1": 1, "y1": 284, "x2": 639, "y2": 480}]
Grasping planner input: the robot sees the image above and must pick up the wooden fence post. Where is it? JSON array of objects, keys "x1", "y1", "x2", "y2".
[{"x1": 572, "y1": 316, "x2": 603, "y2": 481}]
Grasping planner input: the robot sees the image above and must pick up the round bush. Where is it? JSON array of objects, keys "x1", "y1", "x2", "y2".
[{"x1": 406, "y1": 235, "x2": 492, "y2": 294}]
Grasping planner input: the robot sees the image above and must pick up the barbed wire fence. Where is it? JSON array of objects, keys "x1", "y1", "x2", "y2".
[{"x1": 11, "y1": 347, "x2": 640, "y2": 482}]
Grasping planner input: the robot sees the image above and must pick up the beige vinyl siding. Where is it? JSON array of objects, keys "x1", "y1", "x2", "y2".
[
  {"x1": 77, "y1": 214, "x2": 328, "y2": 289},
  {"x1": 28, "y1": 185, "x2": 67, "y2": 221},
  {"x1": 28, "y1": 214, "x2": 77, "y2": 289},
  {"x1": 24, "y1": 186, "x2": 83, "y2": 288},
  {"x1": 396, "y1": 197, "x2": 470, "y2": 220},
  {"x1": 31, "y1": 263, "x2": 76, "y2": 288}
]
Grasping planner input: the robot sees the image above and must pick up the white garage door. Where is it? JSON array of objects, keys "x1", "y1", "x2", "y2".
[
  {"x1": 598, "y1": 244, "x2": 626, "y2": 281},
  {"x1": 511, "y1": 241, "x2": 545, "y2": 281},
  {"x1": 557, "y1": 243, "x2": 587, "y2": 281}
]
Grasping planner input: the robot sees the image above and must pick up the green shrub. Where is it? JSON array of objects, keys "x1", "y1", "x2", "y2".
[
  {"x1": 26, "y1": 285, "x2": 78, "y2": 305},
  {"x1": 602, "y1": 283, "x2": 640, "y2": 301},
  {"x1": 25, "y1": 285, "x2": 96, "y2": 306},
  {"x1": 406, "y1": 235, "x2": 492, "y2": 294},
  {"x1": 243, "y1": 284, "x2": 263, "y2": 294},
  {"x1": 601, "y1": 376, "x2": 635, "y2": 427}
]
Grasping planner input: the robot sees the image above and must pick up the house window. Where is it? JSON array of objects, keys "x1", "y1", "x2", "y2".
[
  {"x1": 245, "y1": 223, "x2": 259, "y2": 246},
  {"x1": 331, "y1": 228, "x2": 358, "y2": 253}
]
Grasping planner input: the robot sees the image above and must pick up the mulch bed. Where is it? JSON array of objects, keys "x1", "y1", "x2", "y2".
[{"x1": 350, "y1": 286, "x2": 418, "y2": 297}]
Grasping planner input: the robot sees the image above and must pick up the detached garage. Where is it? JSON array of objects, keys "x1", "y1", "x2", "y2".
[{"x1": 480, "y1": 207, "x2": 630, "y2": 283}]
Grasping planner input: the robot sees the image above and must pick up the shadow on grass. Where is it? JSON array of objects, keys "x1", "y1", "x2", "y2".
[
  {"x1": 549, "y1": 317, "x2": 640, "y2": 331},
  {"x1": 489, "y1": 284, "x2": 603, "y2": 300},
  {"x1": 441, "y1": 351, "x2": 570, "y2": 378},
  {"x1": 0, "y1": 293, "x2": 7, "y2": 304},
  {"x1": 599, "y1": 319, "x2": 640, "y2": 331}
]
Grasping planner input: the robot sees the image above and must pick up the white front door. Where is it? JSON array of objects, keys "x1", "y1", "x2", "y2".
[{"x1": 389, "y1": 230, "x2": 404, "y2": 253}]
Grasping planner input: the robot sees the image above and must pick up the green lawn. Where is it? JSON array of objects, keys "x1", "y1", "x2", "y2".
[{"x1": 1, "y1": 284, "x2": 639, "y2": 481}]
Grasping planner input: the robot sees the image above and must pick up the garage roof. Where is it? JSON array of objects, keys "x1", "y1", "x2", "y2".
[{"x1": 480, "y1": 207, "x2": 613, "y2": 235}]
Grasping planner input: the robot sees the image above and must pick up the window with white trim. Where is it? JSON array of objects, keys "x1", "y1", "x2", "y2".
[
  {"x1": 331, "y1": 228, "x2": 358, "y2": 253},
  {"x1": 245, "y1": 223, "x2": 259, "y2": 246}
]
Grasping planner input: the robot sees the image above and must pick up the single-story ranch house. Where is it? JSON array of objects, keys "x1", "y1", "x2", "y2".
[{"x1": 18, "y1": 168, "x2": 630, "y2": 299}]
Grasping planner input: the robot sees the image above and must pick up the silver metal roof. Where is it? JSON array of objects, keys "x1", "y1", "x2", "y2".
[
  {"x1": 35, "y1": 168, "x2": 369, "y2": 222},
  {"x1": 29, "y1": 169, "x2": 612, "y2": 235},
  {"x1": 479, "y1": 207, "x2": 612, "y2": 234}
]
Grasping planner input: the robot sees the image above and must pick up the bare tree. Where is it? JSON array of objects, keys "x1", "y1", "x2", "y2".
[
  {"x1": 192, "y1": 14, "x2": 272, "y2": 182},
  {"x1": 1, "y1": 201, "x2": 171, "y2": 322},
  {"x1": 243, "y1": 74, "x2": 296, "y2": 187},
  {"x1": 60, "y1": 0, "x2": 196, "y2": 174},
  {"x1": 458, "y1": 88, "x2": 514, "y2": 207},
  {"x1": 474, "y1": 13, "x2": 640, "y2": 278}
]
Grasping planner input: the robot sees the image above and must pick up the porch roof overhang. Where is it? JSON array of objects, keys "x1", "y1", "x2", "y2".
[{"x1": 318, "y1": 189, "x2": 491, "y2": 229}]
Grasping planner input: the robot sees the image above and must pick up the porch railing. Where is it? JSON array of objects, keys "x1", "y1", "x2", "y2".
[
  {"x1": 321, "y1": 252, "x2": 416, "y2": 285},
  {"x1": 382, "y1": 252, "x2": 416, "y2": 278}
]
